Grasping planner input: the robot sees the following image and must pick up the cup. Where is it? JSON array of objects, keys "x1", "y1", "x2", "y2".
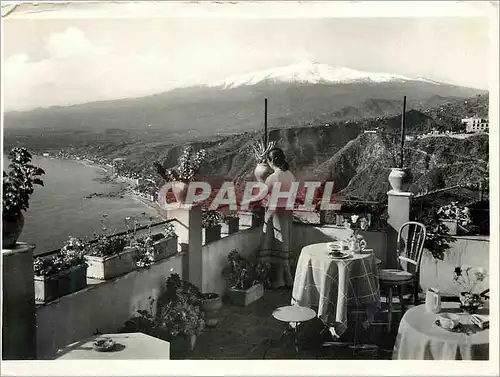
[{"x1": 438, "y1": 313, "x2": 460, "y2": 330}]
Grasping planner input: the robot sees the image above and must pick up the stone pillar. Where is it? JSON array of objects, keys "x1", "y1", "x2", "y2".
[
  {"x1": 386, "y1": 190, "x2": 413, "y2": 268},
  {"x1": 167, "y1": 205, "x2": 202, "y2": 289},
  {"x1": 2, "y1": 243, "x2": 37, "y2": 360}
]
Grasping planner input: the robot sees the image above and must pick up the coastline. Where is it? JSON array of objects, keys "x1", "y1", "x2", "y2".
[{"x1": 35, "y1": 153, "x2": 165, "y2": 218}]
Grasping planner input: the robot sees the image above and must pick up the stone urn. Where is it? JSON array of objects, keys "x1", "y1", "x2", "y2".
[
  {"x1": 172, "y1": 181, "x2": 189, "y2": 203},
  {"x1": 388, "y1": 168, "x2": 405, "y2": 192},
  {"x1": 254, "y1": 163, "x2": 273, "y2": 183}
]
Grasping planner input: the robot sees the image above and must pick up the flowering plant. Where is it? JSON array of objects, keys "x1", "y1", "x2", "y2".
[
  {"x1": 344, "y1": 214, "x2": 368, "y2": 237},
  {"x1": 437, "y1": 202, "x2": 472, "y2": 227},
  {"x1": 154, "y1": 146, "x2": 207, "y2": 183},
  {"x1": 201, "y1": 209, "x2": 224, "y2": 229},
  {"x1": 3, "y1": 148, "x2": 45, "y2": 219},
  {"x1": 225, "y1": 250, "x2": 271, "y2": 289},
  {"x1": 34, "y1": 237, "x2": 88, "y2": 277},
  {"x1": 453, "y1": 266, "x2": 488, "y2": 294},
  {"x1": 88, "y1": 215, "x2": 128, "y2": 257},
  {"x1": 251, "y1": 140, "x2": 276, "y2": 163}
]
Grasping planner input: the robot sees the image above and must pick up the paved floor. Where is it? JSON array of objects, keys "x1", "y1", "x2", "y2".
[{"x1": 180, "y1": 289, "x2": 400, "y2": 360}]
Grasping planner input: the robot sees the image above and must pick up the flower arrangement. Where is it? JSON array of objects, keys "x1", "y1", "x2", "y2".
[
  {"x1": 154, "y1": 146, "x2": 207, "y2": 183},
  {"x1": 251, "y1": 140, "x2": 276, "y2": 163},
  {"x1": 437, "y1": 202, "x2": 472, "y2": 227},
  {"x1": 201, "y1": 209, "x2": 224, "y2": 229},
  {"x1": 344, "y1": 214, "x2": 368, "y2": 239},
  {"x1": 34, "y1": 237, "x2": 87, "y2": 277},
  {"x1": 225, "y1": 250, "x2": 271, "y2": 290},
  {"x1": 3, "y1": 147, "x2": 45, "y2": 219},
  {"x1": 453, "y1": 266, "x2": 488, "y2": 313}
]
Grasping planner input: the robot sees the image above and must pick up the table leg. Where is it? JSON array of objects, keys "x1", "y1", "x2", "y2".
[{"x1": 387, "y1": 286, "x2": 393, "y2": 333}]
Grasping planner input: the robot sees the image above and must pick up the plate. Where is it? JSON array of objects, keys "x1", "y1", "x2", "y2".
[
  {"x1": 93, "y1": 338, "x2": 116, "y2": 352},
  {"x1": 328, "y1": 252, "x2": 351, "y2": 259}
]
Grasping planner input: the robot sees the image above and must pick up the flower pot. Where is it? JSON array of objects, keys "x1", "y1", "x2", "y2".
[
  {"x1": 227, "y1": 283, "x2": 264, "y2": 307},
  {"x1": 201, "y1": 293, "x2": 223, "y2": 327},
  {"x1": 459, "y1": 292, "x2": 482, "y2": 314},
  {"x1": 85, "y1": 246, "x2": 136, "y2": 280},
  {"x1": 441, "y1": 219, "x2": 458, "y2": 236},
  {"x1": 170, "y1": 334, "x2": 197, "y2": 358},
  {"x1": 34, "y1": 264, "x2": 88, "y2": 303},
  {"x1": 223, "y1": 217, "x2": 240, "y2": 235},
  {"x1": 203, "y1": 225, "x2": 221, "y2": 244},
  {"x1": 388, "y1": 168, "x2": 405, "y2": 192},
  {"x1": 152, "y1": 235, "x2": 178, "y2": 261},
  {"x1": 172, "y1": 182, "x2": 189, "y2": 203},
  {"x1": 254, "y1": 163, "x2": 273, "y2": 183},
  {"x1": 2, "y1": 213, "x2": 25, "y2": 249}
]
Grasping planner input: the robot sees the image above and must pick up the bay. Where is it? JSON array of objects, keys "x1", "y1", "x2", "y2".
[{"x1": 4, "y1": 156, "x2": 161, "y2": 255}]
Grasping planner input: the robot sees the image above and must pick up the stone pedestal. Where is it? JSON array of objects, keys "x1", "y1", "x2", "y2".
[
  {"x1": 387, "y1": 190, "x2": 413, "y2": 268},
  {"x1": 2, "y1": 242, "x2": 37, "y2": 360},
  {"x1": 167, "y1": 206, "x2": 202, "y2": 289}
]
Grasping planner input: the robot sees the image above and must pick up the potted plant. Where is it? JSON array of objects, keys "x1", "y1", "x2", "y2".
[
  {"x1": 222, "y1": 212, "x2": 240, "y2": 235},
  {"x1": 132, "y1": 222, "x2": 179, "y2": 268},
  {"x1": 2, "y1": 148, "x2": 45, "y2": 248},
  {"x1": 121, "y1": 274, "x2": 204, "y2": 358},
  {"x1": 201, "y1": 210, "x2": 223, "y2": 244},
  {"x1": 437, "y1": 202, "x2": 472, "y2": 236},
  {"x1": 201, "y1": 293, "x2": 222, "y2": 327},
  {"x1": 224, "y1": 250, "x2": 270, "y2": 306},
  {"x1": 154, "y1": 146, "x2": 207, "y2": 203},
  {"x1": 251, "y1": 139, "x2": 276, "y2": 183},
  {"x1": 453, "y1": 266, "x2": 488, "y2": 314},
  {"x1": 33, "y1": 237, "x2": 88, "y2": 302}
]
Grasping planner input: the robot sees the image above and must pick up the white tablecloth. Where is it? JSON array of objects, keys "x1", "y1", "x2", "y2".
[
  {"x1": 393, "y1": 303, "x2": 489, "y2": 360},
  {"x1": 291, "y1": 243, "x2": 380, "y2": 335},
  {"x1": 55, "y1": 333, "x2": 170, "y2": 359}
]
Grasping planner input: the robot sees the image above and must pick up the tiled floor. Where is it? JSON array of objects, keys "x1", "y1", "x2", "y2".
[{"x1": 181, "y1": 289, "x2": 401, "y2": 360}]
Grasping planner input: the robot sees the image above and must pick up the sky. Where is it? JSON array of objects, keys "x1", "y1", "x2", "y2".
[{"x1": 2, "y1": 9, "x2": 492, "y2": 111}]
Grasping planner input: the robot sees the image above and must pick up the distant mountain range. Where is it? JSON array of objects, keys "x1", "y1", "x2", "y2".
[{"x1": 4, "y1": 62, "x2": 486, "y2": 140}]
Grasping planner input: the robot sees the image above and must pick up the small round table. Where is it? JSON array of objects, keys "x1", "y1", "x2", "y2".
[
  {"x1": 266, "y1": 306, "x2": 316, "y2": 356},
  {"x1": 393, "y1": 302, "x2": 489, "y2": 360}
]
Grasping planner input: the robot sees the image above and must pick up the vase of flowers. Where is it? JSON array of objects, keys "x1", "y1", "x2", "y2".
[
  {"x1": 343, "y1": 215, "x2": 368, "y2": 253},
  {"x1": 437, "y1": 202, "x2": 471, "y2": 236},
  {"x1": 33, "y1": 237, "x2": 88, "y2": 302},
  {"x1": 2, "y1": 148, "x2": 45, "y2": 248},
  {"x1": 154, "y1": 146, "x2": 207, "y2": 204},
  {"x1": 453, "y1": 266, "x2": 488, "y2": 314},
  {"x1": 251, "y1": 140, "x2": 276, "y2": 183}
]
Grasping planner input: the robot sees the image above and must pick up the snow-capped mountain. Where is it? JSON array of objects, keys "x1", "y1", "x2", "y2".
[{"x1": 208, "y1": 61, "x2": 441, "y2": 89}]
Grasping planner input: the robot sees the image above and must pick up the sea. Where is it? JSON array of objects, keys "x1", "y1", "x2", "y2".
[{"x1": 4, "y1": 156, "x2": 162, "y2": 255}]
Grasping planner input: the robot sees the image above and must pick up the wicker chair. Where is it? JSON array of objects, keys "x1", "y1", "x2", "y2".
[{"x1": 378, "y1": 221, "x2": 427, "y2": 332}]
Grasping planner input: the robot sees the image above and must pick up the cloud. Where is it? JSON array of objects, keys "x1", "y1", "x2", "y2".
[{"x1": 3, "y1": 27, "x2": 186, "y2": 111}]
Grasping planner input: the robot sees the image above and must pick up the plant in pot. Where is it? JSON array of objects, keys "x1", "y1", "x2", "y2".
[
  {"x1": 201, "y1": 209, "x2": 223, "y2": 244},
  {"x1": 222, "y1": 212, "x2": 240, "y2": 235},
  {"x1": 84, "y1": 216, "x2": 137, "y2": 280},
  {"x1": 224, "y1": 250, "x2": 271, "y2": 306},
  {"x1": 437, "y1": 202, "x2": 472, "y2": 236},
  {"x1": 2, "y1": 148, "x2": 45, "y2": 248},
  {"x1": 130, "y1": 220, "x2": 178, "y2": 268},
  {"x1": 251, "y1": 139, "x2": 276, "y2": 183},
  {"x1": 153, "y1": 146, "x2": 207, "y2": 204},
  {"x1": 33, "y1": 236, "x2": 88, "y2": 302},
  {"x1": 453, "y1": 266, "x2": 488, "y2": 314}
]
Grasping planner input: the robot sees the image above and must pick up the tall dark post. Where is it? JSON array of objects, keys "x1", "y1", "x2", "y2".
[
  {"x1": 399, "y1": 96, "x2": 407, "y2": 169},
  {"x1": 264, "y1": 98, "x2": 268, "y2": 146}
]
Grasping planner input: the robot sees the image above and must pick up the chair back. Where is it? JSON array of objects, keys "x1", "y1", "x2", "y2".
[{"x1": 397, "y1": 221, "x2": 427, "y2": 275}]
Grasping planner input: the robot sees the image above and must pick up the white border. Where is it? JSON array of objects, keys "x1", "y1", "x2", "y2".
[{"x1": 1, "y1": 1, "x2": 499, "y2": 376}]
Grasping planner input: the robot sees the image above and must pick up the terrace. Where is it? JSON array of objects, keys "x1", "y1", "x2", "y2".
[{"x1": 2, "y1": 181, "x2": 490, "y2": 361}]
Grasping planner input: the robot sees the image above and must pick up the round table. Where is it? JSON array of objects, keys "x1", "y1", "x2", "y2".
[
  {"x1": 267, "y1": 306, "x2": 316, "y2": 355},
  {"x1": 392, "y1": 302, "x2": 489, "y2": 360},
  {"x1": 291, "y1": 242, "x2": 380, "y2": 336}
]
